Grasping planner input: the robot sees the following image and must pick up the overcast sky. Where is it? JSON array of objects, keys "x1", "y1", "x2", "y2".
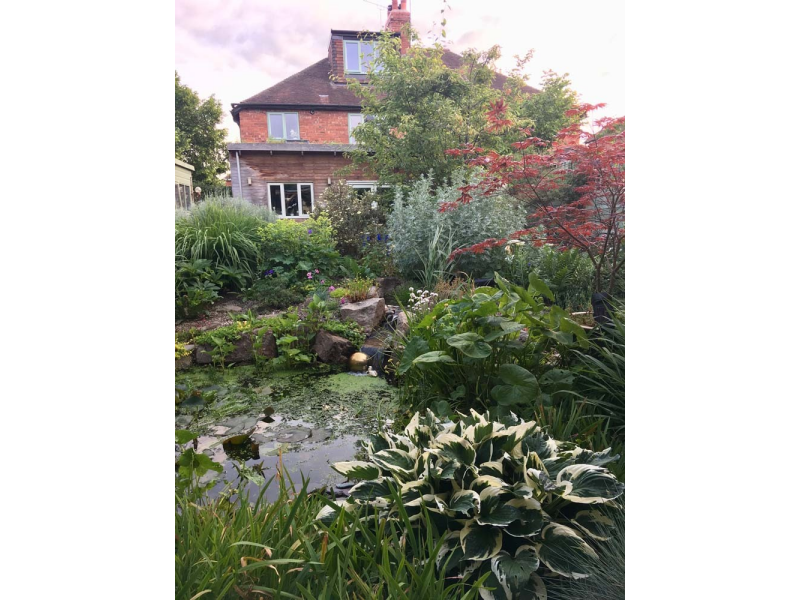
[{"x1": 175, "y1": 0, "x2": 624, "y2": 143}]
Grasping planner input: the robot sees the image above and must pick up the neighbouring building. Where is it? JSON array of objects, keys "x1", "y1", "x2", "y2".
[
  {"x1": 175, "y1": 158, "x2": 195, "y2": 209},
  {"x1": 227, "y1": 0, "x2": 533, "y2": 219}
]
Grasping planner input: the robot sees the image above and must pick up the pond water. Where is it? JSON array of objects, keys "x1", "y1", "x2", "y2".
[{"x1": 175, "y1": 366, "x2": 400, "y2": 502}]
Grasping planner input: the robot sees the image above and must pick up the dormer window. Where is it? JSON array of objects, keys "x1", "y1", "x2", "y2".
[
  {"x1": 344, "y1": 40, "x2": 378, "y2": 74},
  {"x1": 268, "y1": 112, "x2": 300, "y2": 140}
]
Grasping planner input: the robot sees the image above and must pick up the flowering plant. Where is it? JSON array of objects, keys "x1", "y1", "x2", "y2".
[{"x1": 407, "y1": 288, "x2": 438, "y2": 314}]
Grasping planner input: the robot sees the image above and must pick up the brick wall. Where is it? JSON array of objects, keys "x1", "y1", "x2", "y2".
[
  {"x1": 229, "y1": 151, "x2": 373, "y2": 213},
  {"x1": 238, "y1": 109, "x2": 353, "y2": 144},
  {"x1": 329, "y1": 38, "x2": 344, "y2": 81}
]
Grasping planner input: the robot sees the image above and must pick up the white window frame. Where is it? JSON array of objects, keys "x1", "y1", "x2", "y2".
[
  {"x1": 267, "y1": 112, "x2": 300, "y2": 140},
  {"x1": 348, "y1": 113, "x2": 375, "y2": 144},
  {"x1": 267, "y1": 183, "x2": 315, "y2": 219},
  {"x1": 344, "y1": 40, "x2": 378, "y2": 74},
  {"x1": 346, "y1": 181, "x2": 391, "y2": 193}
]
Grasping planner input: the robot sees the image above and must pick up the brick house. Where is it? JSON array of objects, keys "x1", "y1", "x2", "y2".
[{"x1": 227, "y1": 0, "x2": 532, "y2": 219}]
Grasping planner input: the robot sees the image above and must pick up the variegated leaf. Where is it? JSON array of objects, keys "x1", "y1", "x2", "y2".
[
  {"x1": 479, "y1": 568, "x2": 511, "y2": 600},
  {"x1": 491, "y1": 546, "x2": 541, "y2": 597},
  {"x1": 400, "y1": 480, "x2": 433, "y2": 503},
  {"x1": 436, "y1": 531, "x2": 465, "y2": 574},
  {"x1": 331, "y1": 461, "x2": 380, "y2": 480},
  {"x1": 460, "y1": 520, "x2": 503, "y2": 561},
  {"x1": 471, "y1": 475, "x2": 508, "y2": 494},
  {"x1": 571, "y1": 509, "x2": 616, "y2": 541},
  {"x1": 348, "y1": 477, "x2": 393, "y2": 502},
  {"x1": 432, "y1": 432, "x2": 476, "y2": 465},
  {"x1": 370, "y1": 448, "x2": 418, "y2": 482},
  {"x1": 503, "y1": 497, "x2": 544, "y2": 537},
  {"x1": 477, "y1": 488, "x2": 520, "y2": 527},
  {"x1": 535, "y1": 523, "x2": 598, "y2": 578},
  {"x1": 556, "y1": 464, "x2": 624, "y2": 504},
  {"x1": 448, "y1": 489, "x2": 481, "y2": 516},
  {"x1": 479, "y1": 460, "x2": 505, "y2": 479}
]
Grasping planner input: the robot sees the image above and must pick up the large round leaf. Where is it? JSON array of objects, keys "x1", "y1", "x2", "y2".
[
  {"x1": 491, "y1": 364, "x2": 541, "y2": 406},
  {"x1": 447, "y1": 333, "x2": 493, "y2": 359},
  {"x1": 397, "y1": 337, "x2": 430, "y2": 374}
]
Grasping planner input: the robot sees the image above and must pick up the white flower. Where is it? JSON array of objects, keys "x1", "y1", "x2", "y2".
[{"x1": 371, "y1": 201, "x2": 378, "y2": 210}]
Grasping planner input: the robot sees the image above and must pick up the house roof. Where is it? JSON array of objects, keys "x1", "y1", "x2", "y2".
[
  {"x1": 175, "y1": 158, "x2": 194, "y2": 171},
  {"x1": 231, "y1": 49, "x2": 539, "y2": 123}
]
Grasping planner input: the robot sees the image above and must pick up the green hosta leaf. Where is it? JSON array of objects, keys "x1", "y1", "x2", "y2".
[
  {"x1": 491, "y1": 546, "x2": 541, "y2": 597},
  {"x1": 175, "y1": 429, "x2": 198, "y2": 445},
  {"x1": 400, "y1": 479, "x2": 433, "y2": 503},
  {"x1": 432, "y1": 432, "x2": 476, "y2": 466},
  {"x1": 447, "y1": 333, "x2": 493, "y2": 359},
  {"x1": 413, "y1": 351, "x2": 456, "y2": 365},
  {"x1": 370, "y1": 448, "x2": 418, "y2": 481},
  {"x1": 461, "y1": 520, "x2": 503, "y2": 561},
  {"x1": 491, "y1": 364, "x2": 540, "y2": 406},
  {"x1": 331, "y1": 461, "x2": 380, "y2": 480},
  {"x1": 479, "y1": 460, "x2": 505, "y2": 479},
  {"x1": 477, "y1": 488, "x2": 520, "y2": 526},
  {"x1": 571, "y1": 509, "x2": 616, "y2": 541},
  {"x1": 448, "y1": 489, "x2": 480, "y2": 516},
  {"x1": 436, "y1": 531, "x2": 466, "y2": 575},
  {"x1": 349, "y1": 477, "x2": 393, "y2": 502},
  {"x1": 365, "y1": 432, "x2": 392, "y2": 455},
  {"x1": 398, "y1": 337, "x2": 430, "y2": 374},
  {"x1": 528, "y1": 272, "x2": 555, "y2": 301},
  {"x1": 557, "y1": 464, "x2": 625, "y2": 504},
  {"x1": 535, "y1": 523, "x2": 598, "y2": 579}
]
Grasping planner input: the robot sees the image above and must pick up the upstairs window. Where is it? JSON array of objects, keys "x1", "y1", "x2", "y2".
[
  {"x1": 348, "y1": 113, "x2": 374, "y2": 144},
  {"x1": 268, "y1": 112, "x2": 300, "y2": 140},
  {"x1": 344, "y1": 40, "x2": 378, "y2": 74}
]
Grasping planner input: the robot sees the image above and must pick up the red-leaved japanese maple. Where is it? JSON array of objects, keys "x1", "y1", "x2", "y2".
[{"x1": 444, "y1": 102, "x2": 625, "y2": 296}]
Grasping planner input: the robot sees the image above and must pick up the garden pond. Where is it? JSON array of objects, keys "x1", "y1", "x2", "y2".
[{"x1": 175, "y1": 365, "x2": 401, "y2": 502}]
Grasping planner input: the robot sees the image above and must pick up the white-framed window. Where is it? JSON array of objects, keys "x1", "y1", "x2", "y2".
[
  {"x1": 346, "y1": 181, "x2": 391, "y2": 197},
  {"x1": 347, "y1": 113, "x2": 375, "y2": 144},
  {"x1": 268, "y1": 183, "x2": 314, "y2": 218},
  {"x1": 344, "y1": 40, "x2": 379, "y2": 74},
  {"x1": 268, "y1": 112, "x2": 300, "y2": 140}
]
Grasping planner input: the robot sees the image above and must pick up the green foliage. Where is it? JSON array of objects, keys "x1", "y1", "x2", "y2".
[
  {"x1": 518, "y1": 71, "x2": 582, "y2": 144},
  {"x1": 273, "y1": 335, "x2": 313, "y2": 369},
  {"x1": 175, "y1": 259, "x2": 221, "y2": 318},
  {"x1": 398, "y1": 273, "x2": 588, "y2": 416},
  {"x1": 347, "y1": 33, "x2": 520, "y2": 186},
  {"x1": 175, "y1": 196, "x2": 277, "y2": 292},
  {"x1": 257, "y1": 214, "x2": 343, "y2": 282},
  {"x1": 194, "y1": 313, "x2": 299, "y2": 347},
  {"x1": 387, "y1": 173, "x2": 526, "y2": 278},
  {"x1": 327, "y1": 409, "x2": 624, "y2": 600},
  {"x1": 569, "y1": 304, "x2": 625, "y2": 439},
  {"x1": 341, "y1": 277, "x2": 373, "y2": 302},
  {"x1": 321, "y1": 320, "x2": 366, "y2": 348},
  {"x1": 245, "y1": 275, "x2": 306, "y2": 309},
  {"x1": 175, "y1": 72, "x2": 229, "y2": 189},
  {"x1": 317, "y1": 181, "x2": 386, "y2": 257}
]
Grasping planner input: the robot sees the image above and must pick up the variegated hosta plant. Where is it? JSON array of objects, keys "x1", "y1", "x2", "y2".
[{"x1": 320, "y1": 409, "x2": 624, "y2": 600}]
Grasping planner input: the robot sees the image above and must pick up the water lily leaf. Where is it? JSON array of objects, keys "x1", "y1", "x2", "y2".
[
  {"x1": 461, "y1": 521, "x2": 503, "y2": 561},
  {"x1": 447, "y1": 333, "x2": 492, "y2": 359},
  {"x1": 535, "y1": 523, "x2": 598, "y2": 578},
  {"x1": 331, "y1": 461, "x2": 380, "y2": 480}
]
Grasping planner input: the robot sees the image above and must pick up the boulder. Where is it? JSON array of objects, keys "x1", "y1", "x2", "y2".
[
  {"x1": 195, "y1": 328, "x2": 278, "y2": 365},
  {"x1": 376, "y1": 277, "x2": 402, "y2": 299},
  {"x1": 340, "y1": 297, "x2": 386, "y2": 332},
  {"x1": 394, "y1": 310, "x2": 410, "y2": 336},
  {"x1": 312, "y1": 330, "x2": 356, "y2": 365}
]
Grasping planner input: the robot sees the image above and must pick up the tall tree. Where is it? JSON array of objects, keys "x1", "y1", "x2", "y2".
[
  {"x1": 518, "y1": 70, "x2": 582, "y2": 143},
  {"x1": 347, "y1": 32, "x2": 516, "y2": 186},
  {"x1": 175, "y1": 72, "x2": 228, "y2": 189}
]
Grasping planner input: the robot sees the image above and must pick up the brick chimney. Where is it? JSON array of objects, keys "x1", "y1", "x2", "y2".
[{"x1": 386, "y1": 0, "x2": 411, "y2": 55}]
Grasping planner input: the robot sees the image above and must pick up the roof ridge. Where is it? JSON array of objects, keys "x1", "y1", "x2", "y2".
[{"x1": 239, "y1": 57, "x2": 330, "y2": 104}]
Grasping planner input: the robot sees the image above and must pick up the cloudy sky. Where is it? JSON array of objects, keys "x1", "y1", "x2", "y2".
[{"x1": 175, "y1": 0, "x2": 624, "y2": 142}]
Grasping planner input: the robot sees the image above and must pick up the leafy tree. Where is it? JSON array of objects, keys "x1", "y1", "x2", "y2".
[
  {"x1": 175, "y1": 72, "x2": 228, "y2": 190},
  {"x1": 519, "y1": 70, "x2": 582, "y2": 143},
  {"x1": 347, "y1": 32, "x2": 518, "y2": 186},
  {"x1": 446, "y1": 103, "x2": 625, "y2": 295}
]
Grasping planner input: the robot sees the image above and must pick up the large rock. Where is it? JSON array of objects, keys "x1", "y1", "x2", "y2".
[
  {"x1": 312, "y1": 330, "x2": 356, "y2": 365},
  {"x1": 340, "y1": 297, "x2": 386, "y2": 332},
  {"x1": 376, "y1": 277, "x2": 402, "y2": 299},
  {"x1": 195, "y1": 328, "x2": 278, "y2": 365}
]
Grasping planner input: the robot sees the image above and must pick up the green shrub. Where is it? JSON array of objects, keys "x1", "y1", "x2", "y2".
[
  {"x1": 342, "y1": 277, "x2": 373, "y2": 302},
  {"x1": 245, "y1": 275, "x2": 305, "y2": 309},
  {"x1": 317, "y1": 181, "x2": 386, "y2": 257},
  {"x1": 325, "y1": 409, "x2": 624, "y2": 600},
  {"x1": 257, "y1": 214, "x2": 343, "y2": 282},
  {"x1": 175, "y1": 196, "x2": 276, "y2": 291},
  {"x1": 387, "y1": 172, "x2": 526, "y2": 278},
  {"x1": 175, "y1": 259, "x2": 221, "y2": 318}
]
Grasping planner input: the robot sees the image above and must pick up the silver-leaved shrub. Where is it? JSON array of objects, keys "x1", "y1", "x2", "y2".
[
  {"x1": 321, "y1": 409, "x2": 624, "y2": 600},
  {"x1": 387, "y1": 171, "x2": 527, "y2": 278}
]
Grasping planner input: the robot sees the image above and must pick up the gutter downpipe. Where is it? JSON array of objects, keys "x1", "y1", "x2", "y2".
[{"x1": 236, "y1": 151, "x2": 243, "y2": 199}]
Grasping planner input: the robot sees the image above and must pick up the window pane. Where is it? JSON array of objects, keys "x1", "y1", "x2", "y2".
[
  {"x1": 348, "y1": 114, "x2": 363, "y2": 143},
  {"x1": 360, "y1": 41, "x2": 374, "y2": 71},
  {"x1": 300, "y1": 185, "x2": 313, "y2": 215},
  {"x1": 269, "y1": 114, "x2": 283, "y2": 139},
  {"x1": 284, "y1": 113, "x2": 299, "y2": 140},
  {"x1": 269, "y1": 185, "x2": 283, "y2": 215},
  {"x1": 284, "y1": 184, "x2": 299, "y2": 216},
  {"x1": 365, "y1": 114, "x2": 375, "y2": 122},
  {"x1": 345, "y1": 42, "x2": 361, "y2": 72}
]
